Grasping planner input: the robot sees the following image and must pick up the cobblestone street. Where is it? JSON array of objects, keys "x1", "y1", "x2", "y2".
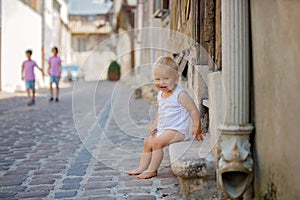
[{"x1": 0, "y1": 81, "x2": 182, "y2": 200}]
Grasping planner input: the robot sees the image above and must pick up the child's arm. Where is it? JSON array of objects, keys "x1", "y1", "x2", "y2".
[
  {"x1": 35, "y1": 64, "x2": 44, "y2": 76},
  {"x1": 59, "y1": 59, "x2": 62, "y2": 77},
  {"x1": 21, "y1": 63, "x2": 24, "y2": 80},
  {"x1": 149, "y1": 113, "x2": 159, "y2": 135},
  {"x1": 48, "y1": 59, "x2": 51, "y2": 75},
  {"x1": 179, "y1": 92, "x2": 204, "y2": 141},
  {"x1": 37, "y1": 66, "x2": 43, "y2": 72}
]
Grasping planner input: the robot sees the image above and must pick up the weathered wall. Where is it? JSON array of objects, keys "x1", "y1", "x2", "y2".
[
  {"x1": 72, "y1": 49, "x2": 115, "y2": 81},
  {"x1": 70, "y1": 33, "x2": 111, "y2": 81},
  {"x1": 115, "y1": 28, "x2": 132, "y2": 80},
  {"x1": 251, "y1": 0, "x2": 300, "y2": 199},
  {"x1": 71, "y1": 34, "x2": 109, "y2": 52}
]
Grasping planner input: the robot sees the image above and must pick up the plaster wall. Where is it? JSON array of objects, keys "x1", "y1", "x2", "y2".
[
  {"x1": 72, "y1": 50, "x2": 115, "y2": 81},
  {"x1": 1, "y1": 0, "x2": 43, "y2": 92},
  {"x1": 251, "y1": 0, "x2": 300, "y2": 199}
]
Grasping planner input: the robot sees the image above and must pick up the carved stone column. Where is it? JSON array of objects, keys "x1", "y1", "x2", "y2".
[{"x1": 218, "y1": 0, "x2": 254, "y2": 199}]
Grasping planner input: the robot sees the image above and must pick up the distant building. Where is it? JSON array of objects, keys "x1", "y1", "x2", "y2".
[
  {"x1": 68, "y1": 0, "x2": 114, "y2": 80},
  {"x1": 69, "y1": 0, "x2": 112, "y2": 52}
]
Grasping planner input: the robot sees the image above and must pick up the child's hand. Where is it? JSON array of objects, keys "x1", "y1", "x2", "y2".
[
  {"x1": 21, "y1": 76, "x2": 24, "y2": 81},
  {"x1": 192, "y1": 127, "x2": 204, "y2": 141},
  {"x1": 149, "y1": 124, "x2": 157, "y2": 135}
]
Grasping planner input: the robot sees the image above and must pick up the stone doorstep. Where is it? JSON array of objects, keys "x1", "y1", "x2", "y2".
[{"x1": 169, "y1": 137, "x2": 217, "y2": 199}]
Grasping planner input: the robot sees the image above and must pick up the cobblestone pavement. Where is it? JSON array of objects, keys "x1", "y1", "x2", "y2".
[{"x1": 0, "y1": 81, "x2": 183, "y2": 200}]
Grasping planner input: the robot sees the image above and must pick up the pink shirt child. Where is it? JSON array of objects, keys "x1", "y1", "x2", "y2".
[
  {"x1": 48, "y1": 56, "x2": 62, "y2": 77},
  {"x1": 22, "y1": 60, "x2": 38, "y2": 81}
]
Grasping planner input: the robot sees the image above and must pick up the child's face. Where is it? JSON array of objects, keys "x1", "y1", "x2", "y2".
[
  {"x1": 26, "y1": 52, "x2": 31, "y2": 59},
  {"x1": 52, "y1": 49, "x2": 58, "y2": 55},
  {"x1": 153, "y1": 67, "x2": 179, "y2": 92}
]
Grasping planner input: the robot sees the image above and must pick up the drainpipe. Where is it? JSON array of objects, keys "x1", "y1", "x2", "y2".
[
  {"x1": 218, "y1": 0, "x2": 254, "y2": 199},
  {"x1": 0, "y1": 28, "x2": 2, "y2": 92},
  {"x1": 41, "y1": 0, "x2": 45, "y2": 80}
]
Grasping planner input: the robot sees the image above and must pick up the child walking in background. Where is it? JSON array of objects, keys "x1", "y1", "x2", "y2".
[
  {"x1": 21, "y1": 49, "x2": 43, "y2": 106},
  {"x1": 48, "y1": 47, "x2": 62, "y2": 102},
  {"x1": 128, "y1": 56, "x2": 204, "y2": 179}
]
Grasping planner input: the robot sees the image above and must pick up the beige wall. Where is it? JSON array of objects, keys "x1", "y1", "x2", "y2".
[
  {"x1": 71, "y1": 49, "x2": 116, "y2": 81},
  {"x1": 70, "y1": 33, "x2": 113, "y2": 81},
  {"x1": 71, "y1": 34, "x2": 109, "y2": 52},
  {"x1": 251, "y1": 0, "x2": 300, "y2": 199}
]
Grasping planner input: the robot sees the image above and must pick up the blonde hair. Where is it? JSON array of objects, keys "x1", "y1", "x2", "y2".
[{"x1": 153, "y1": 56, "x2": 179, "y2": 72}]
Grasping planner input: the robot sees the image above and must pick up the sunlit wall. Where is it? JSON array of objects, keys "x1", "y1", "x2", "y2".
[{"x1": 1, "y1": 0, "x2": 43, "y2": 92}]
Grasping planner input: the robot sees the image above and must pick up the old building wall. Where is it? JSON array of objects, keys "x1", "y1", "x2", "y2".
[
  {"x1": 169, "y1": 0, "x2": 220, "y2": 134},
  {"x1": 1, "y1": 0, "x2": 43, "y2": 92},
  {"x1": 71, "y1": 33, "x2": 113, "y2": 81},
  {"x1": 251, "y1": 0, "x2": 300, "y2": 199},
  {"x1": 71, "y1": 34, "x2": 109, "y2": 52},
  {"x1": 48, "y1": 0, "x2": 70, "y2": 64},
  {"x1": 133, "y1": 0, "x2": 221, "y2": 131}
]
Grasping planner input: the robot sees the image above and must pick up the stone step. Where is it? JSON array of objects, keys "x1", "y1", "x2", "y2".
[
  {"x1": 169, "y1": 136, "x2": 217, "y2": 199},
  {"x1": 202, "y1": 98, "x2": 209, "y2": 108}
]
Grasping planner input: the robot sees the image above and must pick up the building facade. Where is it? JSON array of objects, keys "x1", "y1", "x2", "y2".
[
  {"x1": 0, "y1": 0, "x2": 71, "y2": 92},
  {"x1": 133, "y1": 0, "x2": 300, "y2": 199},
  {"x1": 68, "y1": 0, "x2": 113, "y2": 81},
  {"x1": 1, "y1": 0, "x2": 43, "y2": 92},
  {"x1": 43, "y1": 0, "x2": 72, "y2": 71},
  {"x1": 111, "y1": 0, "x2": 137, "y2": 81}
]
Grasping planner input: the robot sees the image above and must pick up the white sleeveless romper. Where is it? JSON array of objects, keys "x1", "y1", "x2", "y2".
[{"x1": 156, "y1": 85, "x2": 191, "y2": 139}]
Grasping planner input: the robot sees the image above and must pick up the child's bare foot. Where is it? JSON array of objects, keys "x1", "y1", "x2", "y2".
[
  {"x1": 137, "y1": 170, "x2": 157, "y2": 179},
  {"x1": 128, "y1": 169, "x2": 143, "y2": 175}
]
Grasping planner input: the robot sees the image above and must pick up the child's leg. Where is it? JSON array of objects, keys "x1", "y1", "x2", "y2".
[
  {"x1": 26, "y1": 89, "x2": 31, "y2": 102},
  {"x1": 49, "y1": 82, "x2": 53, "y2": 98},
  {"x1": 31, "y1": 81, "x2": 35, "y2": 102},
  {"x1": 56, "y1": 84, "x2": 59, "y2": 99},
  {"x1": 128, "y1": 137, "x2": 154, "y2": 175},
  {"x1": 137, "y1": 130, "x2": 184, "y2": 179},
  {"x1": 32, "y1": 89, "x2": 35, "y2": 101}
]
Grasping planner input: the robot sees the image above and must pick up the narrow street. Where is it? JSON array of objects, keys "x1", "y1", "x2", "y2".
[{"x1": 0, "y1": 81, "x2": 182, "y2": 200}]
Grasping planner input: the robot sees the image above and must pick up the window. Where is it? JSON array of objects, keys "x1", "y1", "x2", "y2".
[
  {"x1": 153, "y1": 0, "x2": 160, "y2": 13},
  {"x1": 153, "y1": 0, "x2": 169, "y2": 12},
  {"x1": 88, "y1": 15, "x2": 94, "y2": 23},
  {"x1": 72, "y1": 36, "x2": 87, "y2": 52},
  {"x1": 78, "y1": 38, "x2": 86, "y2": 52},
  {"x1": 153, "y1": 0, "x2": 169, "y2": 19},
  {"x1": 53, "y1": 0, "x2": 61, "y2": 13}
]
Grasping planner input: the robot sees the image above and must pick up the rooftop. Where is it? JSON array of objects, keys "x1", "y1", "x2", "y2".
[{"x1": 69, "y1": 0, "x2": 113, "y2": 15}]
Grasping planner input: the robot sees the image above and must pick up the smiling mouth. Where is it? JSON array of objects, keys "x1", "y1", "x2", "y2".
[{"x1": 159, "y1": 86, "x2": 167, "y2": 89}]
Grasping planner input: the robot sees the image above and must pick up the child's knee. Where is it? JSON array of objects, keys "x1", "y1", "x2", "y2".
[
  {"x1": 152, "y1": 138, "x2": 164, "y2": 149},
  {"x1": 144, "y1": 138, "x2": 152, "y2": 147}
]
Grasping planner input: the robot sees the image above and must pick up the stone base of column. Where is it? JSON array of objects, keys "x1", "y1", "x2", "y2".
[{"x1": 218, "y1": 124, "x2": 254, "y2": 199}]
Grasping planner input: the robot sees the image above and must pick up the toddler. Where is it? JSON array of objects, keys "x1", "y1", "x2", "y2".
[{"x1": 128, "y1": 56, "x2": 203, "y2": 179}]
